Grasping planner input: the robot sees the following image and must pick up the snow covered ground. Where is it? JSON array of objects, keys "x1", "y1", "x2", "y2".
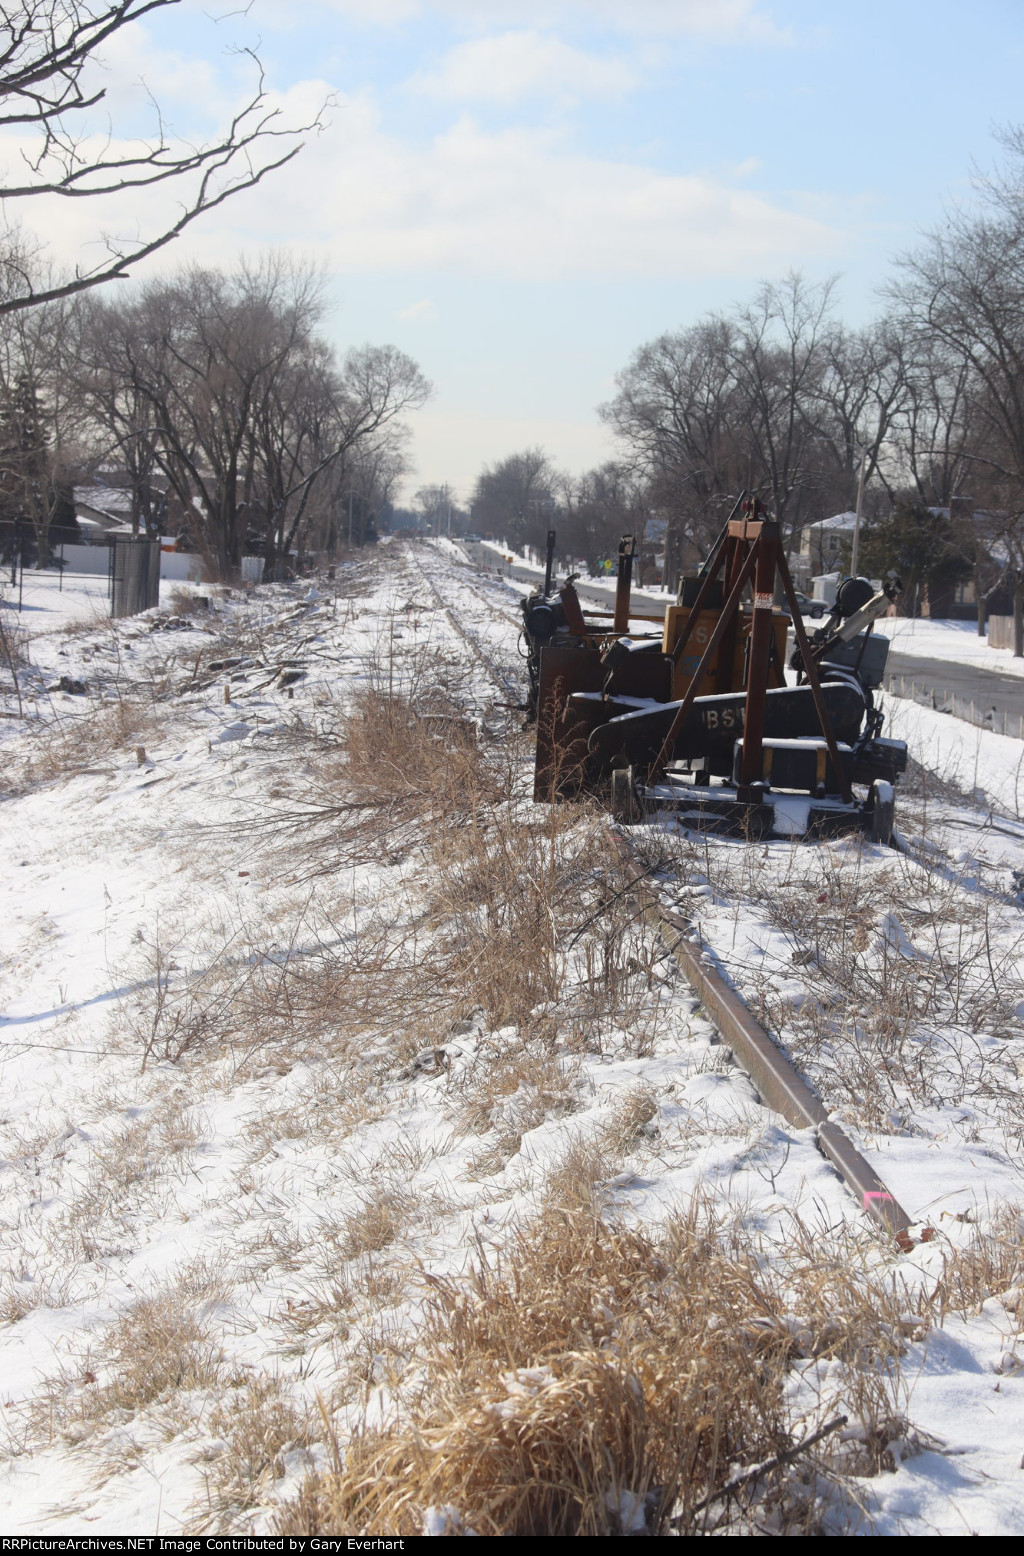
[
  {"x1": 881, "y1": 615, "x2": 1024, "y2": 680},
  {"x1": 1, "y1": 541, "x2": 1023, "y2": 1534},
  {"x1": 883, "y1": 695, "x2": 1024, "y2": 817},
  {"x1": 1, "y1": 572, "x2": 113, "y2": 636}
]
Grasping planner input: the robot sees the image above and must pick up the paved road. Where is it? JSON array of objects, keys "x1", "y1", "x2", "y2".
[
  {"x1": 883, "y1": 652, "x2": 1024, "y2": 730},
  {"x1": 465, "y1": 543, "x2": 670, "y2": 615}
]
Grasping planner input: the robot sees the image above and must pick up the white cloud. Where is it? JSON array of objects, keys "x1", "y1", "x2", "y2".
[
  {"x1": 194, "y1": 94, "x2": 841, "y2": 283},
  {"x1": 315, "y1": 0, "x2": 789, "y2": 43},
  {"x1": 75, "y1": 17, "x2": 246, "y2": 134},
  {"x1": 397, "y1": 297, "x2": 436, "y2": 318},
  {"x1": 413, "y1": 31, "x2": 636, "y2": 103},
  {"x1": 16, "y1": 86, "x2": 841, "y2": 285}
]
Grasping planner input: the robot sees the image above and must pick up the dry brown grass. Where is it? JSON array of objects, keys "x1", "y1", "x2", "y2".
[
  {"x1": 39, "y1": 1280, "x2": 225, "y2": 1445},
  {"x1": 165, "y1": 586, "x2": 203, "y2": 617},
  {"x1": 201, "y1": 1376, "x2": 314, "y2": 1526},
  {"x1": 118, "y1": 658, "x2": 669, "y2": 1079},
  {"x1": 0, "y1": 1270, "x2": 74, "y2": 1326},
  {"x1": 119, "y1": 903, "x2": 400, "y2": 1073},
  {"x1": 271, "y1": 1183, "x2": 1024, "y2": 1538},
  {"x1": 23, "y1": 692, "x2": 160, "y2": 783},
  {"x1": 642, "y1": 825, "x2": 1024, "y2": 1128},
  {"x1": 542, "y1": 1136, "x2": 616, "y2": 1216},
  {"x1": 275, "y1": 1256, "x2": 408, "y2": 1344},
  {"x1": 276, "y1": 1204, "x2": 863, "y2": 1537},
  {"x1": 922, "y1": 1206, "x2": 1024, "y2": 1321},
  {"x1": 338, "y1": 1188, "x2": 414, "y2": 1260},
  {"x1": 453, "y1": 1034, "x2": 581, "y2": 1170},
  {"x1": 600, "y1": 1083, "x2": 660, "y2": 1154}
]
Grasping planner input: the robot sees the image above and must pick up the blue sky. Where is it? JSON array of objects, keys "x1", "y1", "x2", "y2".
[{"x1": 14, "y1": 0, "x2": 1024, "y2": 498}]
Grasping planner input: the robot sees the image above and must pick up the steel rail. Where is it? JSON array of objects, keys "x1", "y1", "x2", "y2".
[{"x1": 608, "y1": 830, "x2": 912, "y2": 1240}]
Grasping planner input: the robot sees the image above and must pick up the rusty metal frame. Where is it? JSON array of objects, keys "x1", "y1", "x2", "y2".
[{"x1": 650, "y1": 502, "x2": 853, "y2": 803}]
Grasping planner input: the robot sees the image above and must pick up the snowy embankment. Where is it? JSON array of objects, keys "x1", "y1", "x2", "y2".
[
  {"x1": 0, "y1": 547, "x2": 1023, "y2": 1535},
  {"x1": 881, "y1": 694, "x2": 1024, "y2": 817}
]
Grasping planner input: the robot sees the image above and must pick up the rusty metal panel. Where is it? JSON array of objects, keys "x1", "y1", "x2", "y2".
[
  {"x1": 606, "y1": 651, "x2": 673, "y2": 701},
  {"x1": 534, "y1": 645, "x2": 604, "y2": 802}
]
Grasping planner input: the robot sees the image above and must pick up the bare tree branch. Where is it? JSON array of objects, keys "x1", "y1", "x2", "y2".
[{"x1": 0, "y1": 2, "x2": 327, "y2": 314}]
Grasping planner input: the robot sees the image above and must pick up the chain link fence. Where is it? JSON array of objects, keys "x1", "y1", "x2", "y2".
[{"x1": 3, "y1": 526, "x2": 162, "y2": 620}]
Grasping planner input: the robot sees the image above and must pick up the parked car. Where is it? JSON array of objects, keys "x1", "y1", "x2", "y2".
[{"x1": 787, "y1": 590, "x2": 828, "y2": 620}]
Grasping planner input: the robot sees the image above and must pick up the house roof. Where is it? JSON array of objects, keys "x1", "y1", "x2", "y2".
[
  {"x1": 73, "y1": 485, "x2": 133, "y2": 521},
  {"x1": 810, "y1": 511, "x2": 858, "y2": 532}
]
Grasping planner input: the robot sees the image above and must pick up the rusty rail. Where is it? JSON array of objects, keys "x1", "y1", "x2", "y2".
[{"x1": 609, "y1": 830, "x2": 912, "y2": 1240}]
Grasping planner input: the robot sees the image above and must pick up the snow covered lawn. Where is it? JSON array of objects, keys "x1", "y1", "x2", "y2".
[
  {"x1": 880, "y1": 614, "x2": 1024, "y2": 679},
  {"x1": 1, "y1": 571, "x2": 114, "y2": 637}
]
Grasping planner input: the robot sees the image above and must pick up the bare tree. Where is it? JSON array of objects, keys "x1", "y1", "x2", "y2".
[
  {"x1": 602, "y1": 277, "x2": 847, "y2": 583},
  {"x1": 75, "y1": 258, "x2": 429, "y2": 577},
  {"x1": 340, "y1": 430, "x2": 411, "y2": 543},
  {"x1": 808, "y1": 318, "x2": 908, "y2": 506},
  {"x1": 892, "y1": 127, "x2": 1024, "y2": 651},
  {"x1": 259, "y1": 345, "x2": 427, "y2": 569},
  {"x1": 415, "y1": 482, "x2": 457, "y2": 535},
  {"x1": 472, "y1": 448, "x2": 557, "y2": 549},
  {"x1": 0, "y1": 0, "x2": 324, "y2": 314},
  {"x1": 559, "y1": 462, "x2": 657, "y2": 581},
  {"x1": 600, "y1": 316, "x2": 742, "y2": 581},
  {"x1": 0, "y1": 276, "x2": 86, "y2": 561},
  {"x1": 726, "y1": 273, "x2": 838, "y2": 549},
  {"x1": 76, "y1": 258, "x2": 325, "y2": 573},
  {"x1": 264, "y1": 346, "x2": 429, "y2": 572},
  {"x1": 890, "y1": 337, "x2": 975, "y2": 510}
]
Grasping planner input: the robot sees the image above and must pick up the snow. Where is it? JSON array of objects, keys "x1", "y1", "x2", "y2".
[
  {"x1": 1, "y1": 542, "x2": 1024, "y2": 1534},
  {"x1": 879, "y1": 615, "x2": 1024, "y2": 679},
  {"x1": 474, "y1": 538, "x2": 676, "y2": 600},
  {"x1": 74, "y1": 485, "x2": 133, "y2": 518},
  {"x1": 1, "y1": 572, "x2": 113, "y2": 635},
  {"x1": 812, "y1": 511, "x2": 858, "y2": 531},
  {"x1": 882, "y1": 694, "x2": 1024, "y2": 817}
]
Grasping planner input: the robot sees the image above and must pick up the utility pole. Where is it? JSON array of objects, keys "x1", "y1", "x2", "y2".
[{"x1": 850, "y1": 446, "x2": 869, "y2": 578}]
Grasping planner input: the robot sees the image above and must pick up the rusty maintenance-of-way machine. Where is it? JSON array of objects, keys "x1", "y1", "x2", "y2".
[{"x1": 521, "y1": 496, "x2": 907, "y2": 842}]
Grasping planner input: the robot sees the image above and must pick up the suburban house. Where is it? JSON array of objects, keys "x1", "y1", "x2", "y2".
[
  {"x1": 73, "y1": 482, "x2": 135, "y2": 540},
  {"x1": 794, "y1": 502, "x2": 1013, "y2": 618},
  {"x1": 793, "y1": 511, "x2": 857, "y2": 587}
]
